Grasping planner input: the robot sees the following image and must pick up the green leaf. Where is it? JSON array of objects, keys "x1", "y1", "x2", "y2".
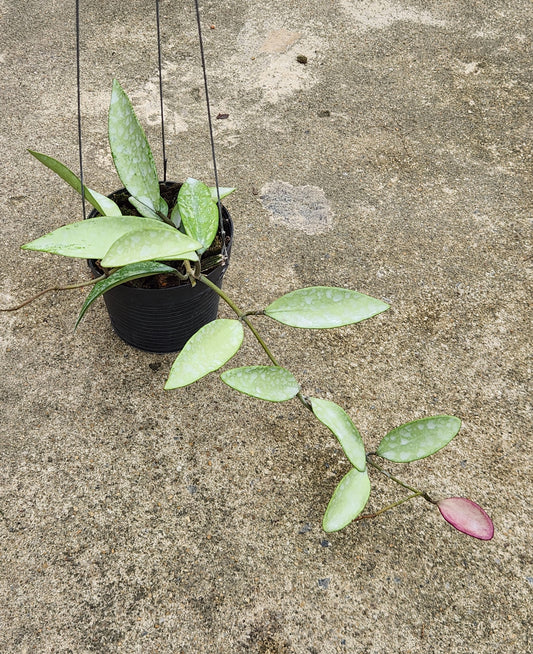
[
  {"x1": 21, "y1": 216, "x2": 175, "y2": 259},
  {"x1": 264, "y1": 286, "x2": 389, "y2": 328},
  {"x1": 310, "y1": 398, "x2": 366, "y2": 471},
  {"x1": 376, "y1": 415, "x2": 462, "y2": 463},
  {"x1": 76, "y1": 261, "x2": 177, "y2": 327},
  {"x1": 129, "y1": 195, "x2": 168, "y2": 221},
  {"x1": 178, "y1": 178, "x2": 219, "y2": 253},
  {"x1": 220, "y1": 366, "x2": 299, "y2": 402},
  {"x1": 170, "y1": 201, "x2": 182, "y2": 228},
  {"x1": 323, "y1": 468, "x2": 371, "y2": 533},
  {"x1": 89, "y1": 189, "x2": 123, "y2": 216},
  {"x1": 165, "y1": 320, "x2": 244, "y2": 389},
  {"x1": 209, "y1": 186, "x2": 235, "y2": 201},
  {"x1": 100, "y1": 229, "x2": 201, "y2": 267},
  {"x1": 28, "y1": 150, "x2": 121, "y2": 216},
  {"x1": 108, "y1": 79, "x2": 163, "y2": 215}
]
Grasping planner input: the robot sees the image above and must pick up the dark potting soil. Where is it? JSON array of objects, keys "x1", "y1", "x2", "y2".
[{"x1": 92, "y1": 181, "x2": 231, "y2": 289}]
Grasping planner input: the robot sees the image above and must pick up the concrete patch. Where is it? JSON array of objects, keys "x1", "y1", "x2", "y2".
[{"x1": 260, "y1": 181, "x2": 333, "y2": 235}]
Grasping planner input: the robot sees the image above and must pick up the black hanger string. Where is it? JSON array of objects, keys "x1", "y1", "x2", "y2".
[
  {"x1": 155, "y1": 0, "x2": 168, "y2": 183},
  {"x1": 75, "y1": 0, "x2": 86, "y2": 219},
  {"x1": 193, "y1": 0, "x2": 226, "y2": 252}
]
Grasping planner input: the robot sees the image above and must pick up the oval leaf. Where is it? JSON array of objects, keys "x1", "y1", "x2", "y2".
[
  {"x1": 311, "y1": 398, "x2": 366, "y2": 471},
  {"x1": 220, "y1": 366, "x2": 299, "y2": 402},
  {"x1": 76, "y1": 261, "x2": 177, "y2": 327},
  {"x1": 177, "y1": 178, "x2": 219, "y2": 253},
  {"x1": 376, "y1": 415, "x2": 461, "y2": 463},
  {"x1": 100, "y1": 229, "x2": 201, "y2": 267},
  {"x1": 323, "y1": 468, "x2": 371, "y2": 533},
  {"x1": 22, "y1": 216, "x2": 175, "y2": 259},
  {"x1": 165, "y1": 320, "x2": 244, "y2": 389},
  {"x1": 108, "y1": 80, "x2": 163, "y2": 215},
  {"x1": 264, "y1": 286, "x2": 389, "y2": 328},
  {"x1": 437, "y1": 497, "x2": 494, "y2": 540}
]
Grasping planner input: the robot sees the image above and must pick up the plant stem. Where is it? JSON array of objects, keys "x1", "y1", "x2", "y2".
[
  {"x1": 198, "y1": 274, "x2": 280, "y2": 366},
  {"x1": 366, "y1": 453, "x2": 436, "y2": 504},
  {"x1": 197, "y1": 274, "x2": 313, "y2": 410},
  {"x1": 0, "y1": 275, "x2": 106, "y2": 312},
  {"x1": 197, "y1": 272, "x2": 436, "y2": 520},
  {"x1": 353, "y1": 455, "x2": 438, "y2": 521},
  {"x1": 156, "y1": 210, "x2": 176, "y2": 227},
  {"x1": 354, "y1": 492, "x2": 424, "y2": 521}
]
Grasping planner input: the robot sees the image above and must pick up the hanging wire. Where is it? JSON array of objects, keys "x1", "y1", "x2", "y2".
[
  {"x1": 155, "y1": 0, "x2": 168, "y2": 182},
  {"x1": 193, "y1": 0, "x2": 227, "y2": 253},
  {"x1": 75, "y1": 0, "x2": 87, "y2": 220}
]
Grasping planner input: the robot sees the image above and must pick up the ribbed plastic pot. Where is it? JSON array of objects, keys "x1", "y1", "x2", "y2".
[{"x1": 87, "y1": 183, "x2": 233, "y2": 353}]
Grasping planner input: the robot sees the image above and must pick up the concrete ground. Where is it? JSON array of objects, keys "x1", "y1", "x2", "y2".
[{"x1": 0, "y1": 0, "x2": 531, "y2": 652}]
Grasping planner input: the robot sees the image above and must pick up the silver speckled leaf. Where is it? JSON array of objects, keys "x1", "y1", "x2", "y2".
[
  {"x1": 323, "y1": 467, "x2": 371, "y2": 533},
  {"x1": 311, "y1": 398, "x2": 366, "y2": 471},
  {"x1": 21, "y1": 216, "x2": 174, "y2": 259},
  {"x1": 264, "y1": 286, "x2": 389, "y2": 328},
  {"x1": 220, "y1": 366, "x2": 299, "y2": 402},
  {"x1": 377, "y1": 415, "x2": 461, "y2": 463},
  {"x1": 100, "y1": 228, "x2": 201, "y2": 267},
  {"x1": 165, "y1": 320, "x2": 244, "y2": 389},
  {"x1": 178, "y1": 178, "x2": 219, "y2": 254},
  {"x1": 108, "y1": 79, "x2": 163, "y2": 215}
]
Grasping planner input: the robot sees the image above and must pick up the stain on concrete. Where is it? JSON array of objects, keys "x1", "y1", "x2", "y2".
[
  {"x1": 235, "y1": 20, "x2": 325, "y2": 103},
  {"x1": 260, "y1": 29, "x2": 301, "y2": 54},
  {"x1": 260, "y1": 181, "x2": 333, "y2": 235},
  {"x1": 340, "y1": 0, "x2": 447, "y2": 30}
]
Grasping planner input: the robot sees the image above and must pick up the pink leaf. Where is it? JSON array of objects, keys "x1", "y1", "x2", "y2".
[{"x1": 437, "y1": 497, "x2": 494, "y2": 540}]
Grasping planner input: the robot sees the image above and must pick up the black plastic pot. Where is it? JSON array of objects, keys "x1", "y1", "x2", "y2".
[{"x1": 87, "y1": 182, "x2": 233, "y2": 353}]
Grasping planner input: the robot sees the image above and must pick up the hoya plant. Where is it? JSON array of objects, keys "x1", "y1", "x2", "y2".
[
  {"x1": 22, "y1": 79, "x2": 235, "y2": 309},
  {"x1": 3, "y1": 80, "x2": 493, "y2": 540},
  {"x1": 163, "y1": 290, "x2": 493, "y2": 539}
]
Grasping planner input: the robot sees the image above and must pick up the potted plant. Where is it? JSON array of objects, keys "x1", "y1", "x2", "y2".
[
  {"x1": 24, "y1": 79, "x2": 235, "y2": 352},
  {"x1": 4, "y1": 80, "x2": 493, "y2": 540}
]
